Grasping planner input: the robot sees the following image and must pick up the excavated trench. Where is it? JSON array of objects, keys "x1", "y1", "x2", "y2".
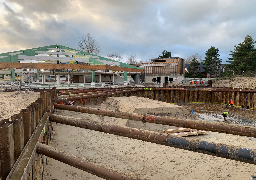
[{"x1": 44, "y1": 95, "x2": 256, "y2": 180}]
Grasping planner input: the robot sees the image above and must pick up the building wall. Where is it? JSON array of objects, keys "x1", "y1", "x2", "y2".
[
  {"x1": 94, "y1": 74, "x2": 125, "y2": 84},
  {"x1": 145, "y1": 74, "x2": 184, "y2": 85},
  {"x1": 97, "y1": 74, "x2": 113, "y2": 83},
  {"x1": 70, "y1": 74, "x2": 127, "y2": 84},
  {"x1": 141, "y1": 57, "x2": 185, "y2": 75}
]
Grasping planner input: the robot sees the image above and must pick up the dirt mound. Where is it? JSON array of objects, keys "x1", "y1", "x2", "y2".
[
  {"x1": 99, "y1": 96, "x2": 198, "y2": 133},
  {"x1": 101, "y1": 96, "x2": 178, "y2": 113},
  {"x1": 101, "y1": 96, "x2": 197, "y2": 119},
  {"x1": 213, "y1": 77, "x2": 256, "y2": 88}
]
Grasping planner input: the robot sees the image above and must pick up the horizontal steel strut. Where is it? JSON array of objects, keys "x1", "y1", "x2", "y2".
[
  {"x1": 37, "y1": 143, "x2": 135, "y2": 180},
  {"x1": 49, "y1": 114, "x2": 256, "y2": 164},
  {"x1": 55, "y1": 89, "x2": 142, "y2": 103},
  {"x1": 54, "y1": 104, "x2": 256, "y2": 138}
]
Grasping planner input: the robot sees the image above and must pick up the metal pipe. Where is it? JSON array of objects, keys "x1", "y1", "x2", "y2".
[
  {"x1": 54, "y1": 104, "x2": 256, "y2": 138},
  {"x1": 49, "y1": 114, "x2": 256, "y2": 164},
  {"x1": 54, "y1": 104, "x2": 143, "y2": 121},
  {"x1": 37, "y1": 143, "x2": 135, "y2": 180},
  {"x1": 58, "y1": 89, "x2": 116, "y2": 95}
]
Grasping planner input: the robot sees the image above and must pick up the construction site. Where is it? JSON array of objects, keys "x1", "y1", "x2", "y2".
[{"x1": 2, "y1": 45, "x2": 256, "y2": 180}]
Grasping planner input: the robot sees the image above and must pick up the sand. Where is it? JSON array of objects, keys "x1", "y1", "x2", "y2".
[
  {"x1": 0, "y1": 91, "x2": 40, "y2": 121},
  {"x1": 44, "y1": 96, "x2": 256, "y2": 180}
]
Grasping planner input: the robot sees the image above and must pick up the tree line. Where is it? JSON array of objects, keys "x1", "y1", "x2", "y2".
[
  {"x1": 186, "y1": 35, "x2": 256, "y2": 78},
  {"x1": 78, "y1": 33, "x2": 256, "y2": 78}
]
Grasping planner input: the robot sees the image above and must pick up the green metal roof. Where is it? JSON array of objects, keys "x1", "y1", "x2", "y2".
[{"x1": 0, "y1": 44, "x2": 143, "y2": 70}]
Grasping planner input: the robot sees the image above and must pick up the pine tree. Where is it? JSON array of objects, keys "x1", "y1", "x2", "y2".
[
  {"x1": 158, "y1": 50, "x2": 171, "y2": 58},
  {"x1": 228, "y1": 35, "x2": 256, "y2": 75},
  {"x1": 187, "y1": 58, "x2": 200, "y2": 78},
  {"x1": 203, "y1": 46, "x2": 222, "y2": 77}
]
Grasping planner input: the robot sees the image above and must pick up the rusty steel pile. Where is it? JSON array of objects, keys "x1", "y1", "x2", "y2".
[{"x1": 2, "y1": 86, "x2": 256, "y2": 179}]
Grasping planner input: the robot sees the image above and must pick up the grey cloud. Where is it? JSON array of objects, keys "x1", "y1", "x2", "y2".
[
  {"x1": 7, "y1": 0, "x2": 71, "y2": 14},
  {"x1": 3, "y1": 2, "x2": 15, "y2": 13},
  {"x1": 1, "y1": 0, "x2": 256, "y2": 63},
  {"x1": 1, "y1": 0, "x2": 77, "y2": 52}
]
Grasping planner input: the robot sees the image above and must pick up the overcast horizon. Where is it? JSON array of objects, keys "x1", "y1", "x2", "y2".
[{"x1": 1, "y1": 0, "x2": 256, "y2": 63}]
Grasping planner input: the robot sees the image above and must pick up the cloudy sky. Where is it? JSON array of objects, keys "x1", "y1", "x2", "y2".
[{"x1": 1, "y1": 0, "x2": 256, "y2": 63}]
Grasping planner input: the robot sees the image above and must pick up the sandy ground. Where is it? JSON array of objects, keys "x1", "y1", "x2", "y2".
[
  {"x1": 0, "y1": 91, "x2": 40, "y2": 121},
  {"x1": 44, "y1": 96, "x2": 256, "y2": 180}
]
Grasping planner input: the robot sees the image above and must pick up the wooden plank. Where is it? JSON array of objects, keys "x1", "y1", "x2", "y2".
[
  {"x1": 12, "y1": 114, "x2": 24, "y2": 161},
  {"x1": 7, "y1": 102, "x2": 53, "y2": 180},
  {"x1": 22, "y1": 109, "x2": 31, "y2": 146},
  {"x1": 162, "y1": 128, "x2": 209, "y2": 137},
  {"x1": 163, "y1": 128, "x2": 191, "y2": 133},
  {"x1": 0, "y1": 120, "x2": 15, "y2": 180}
]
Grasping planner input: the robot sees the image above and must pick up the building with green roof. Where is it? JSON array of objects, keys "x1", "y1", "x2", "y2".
[{"x1": 0, "y1": 45, "x2": 143, "y2": 86}]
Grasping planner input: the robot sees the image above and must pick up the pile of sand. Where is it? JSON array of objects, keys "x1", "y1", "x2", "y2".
[
  {"x1": 0, "y1": 91, "x2": 40, "y2": 121},
  {"x1": 101, "y1": 96, "x2": 178, "y2": 113},
  {"x1": 101, "y1": 96, "x2": 197, "y2": 120}
]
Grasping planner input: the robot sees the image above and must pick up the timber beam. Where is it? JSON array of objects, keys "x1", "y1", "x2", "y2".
[
  {"x1": 0, "y1": 62, "x2": 143, "y2": 72},
  {"x1": 7, "y1": 102, "x2": 53, "y2": 180}
]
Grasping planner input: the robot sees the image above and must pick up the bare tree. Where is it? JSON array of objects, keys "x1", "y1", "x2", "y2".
[
  {"x1": 185, "y1": 53, "x2": 202, "y2": 64},
  {"x1": 78, "y1": 33, "x2": 100, "y2": 55},
  {"x1": 107, "y1": 52, "x2": 123, "y2": 62},
  {"x1": 127, "y1": 54, "x2": 137, "y2": 65}
]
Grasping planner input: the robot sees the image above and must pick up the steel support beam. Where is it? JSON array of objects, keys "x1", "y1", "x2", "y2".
[
  {"x1": 54, "y1": 104, "x2": 256, "y2": 138},
  {"x1": 37, "y1": 143, "x2": 135, "y2": 180},
  {"x1": 55, "y1": 89, "x2": 141, "y2": 103},
  {"x1": 49, "y1": 114, "x2": 256, "y2": 164},
  {"x1": 91, "y1": 71, "x2": 95, "y2": 83},
  {"x1": 57, "y1": 88, "x2": 137, "y2": 95}
]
